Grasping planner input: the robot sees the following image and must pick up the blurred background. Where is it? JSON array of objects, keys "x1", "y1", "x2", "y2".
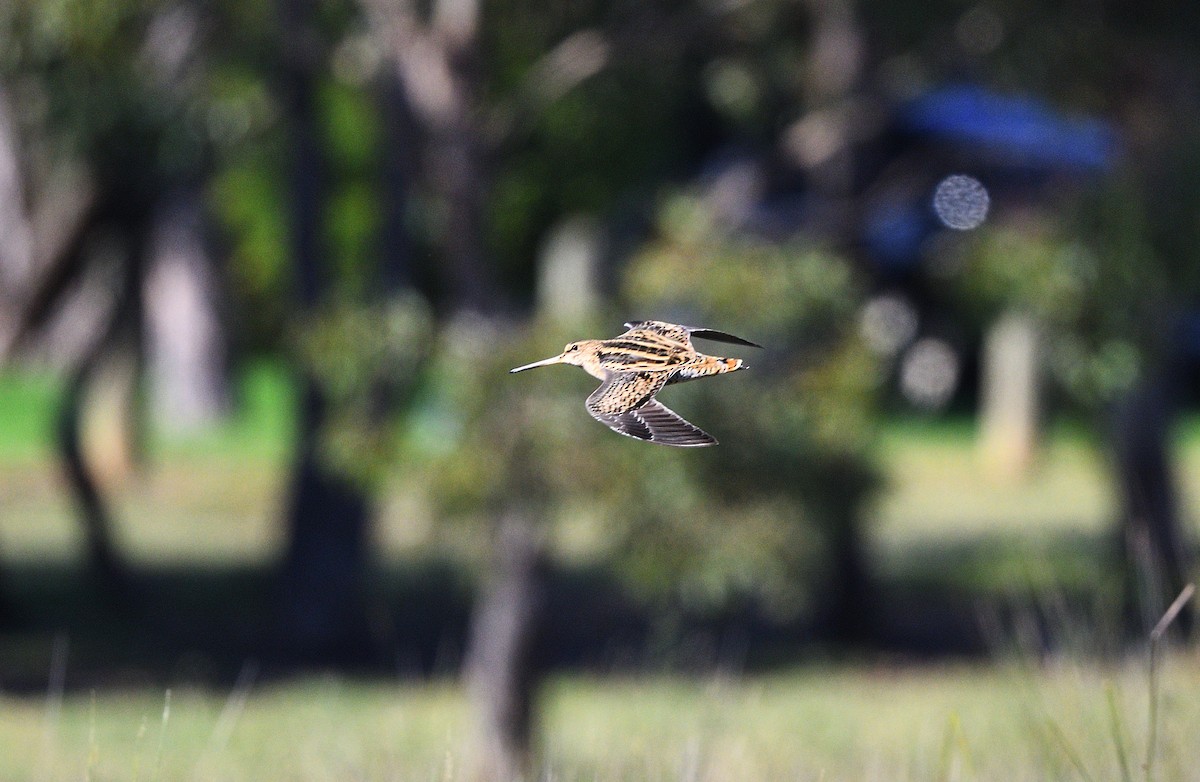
[{"x1": 1, "y1": 0, "x2": 1200, "y2": 778}]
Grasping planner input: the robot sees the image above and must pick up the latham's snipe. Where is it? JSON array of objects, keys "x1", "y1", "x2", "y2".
[{"x1": 510, "y1": 320, "x2": 761, "y2": 447}]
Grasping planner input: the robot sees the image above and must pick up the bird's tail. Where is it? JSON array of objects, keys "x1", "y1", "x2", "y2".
[{"x1": 671, "y1": 356, "x2": 746, "y2": 383}]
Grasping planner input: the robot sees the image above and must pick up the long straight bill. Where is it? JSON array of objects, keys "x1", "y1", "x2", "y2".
[{"x1": 509, "y1": 355, "x2": 564, "y2": 373}]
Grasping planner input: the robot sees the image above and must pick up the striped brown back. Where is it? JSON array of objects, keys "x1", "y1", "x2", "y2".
[{"x1": 594, "y1": 330, "x2": 691, "y2": 373}]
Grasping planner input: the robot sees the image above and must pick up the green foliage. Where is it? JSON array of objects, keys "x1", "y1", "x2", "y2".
[
  {"x1": 400, "y1": 191, "x2": 878, "y2": 615},
  {"x1": 950, "y1": 177, "x2": 1180, "y2": 410},
  {"x1": 622, "y1": 195, "x2": 881, "y2": 610},
  {"x1": 298, "y1": 293, "x2": 435, "y2": 491},
  {"x1": 0, "y1": 1, "x2": 202, "y2": 192}
]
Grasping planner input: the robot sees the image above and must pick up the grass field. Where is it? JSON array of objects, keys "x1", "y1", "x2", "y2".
[
  {"x1": 3, "y1": 658, "x2": 1200, "y2": 780},
  {"x1": 1, "y1": 367, "x2": 1199, "y2": 779}
]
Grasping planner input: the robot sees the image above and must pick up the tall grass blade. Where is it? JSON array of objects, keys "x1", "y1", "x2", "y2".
[
  {"x1": 37, "y1": 633, "x2": 69, "y2": 779},
  {"x1": 1044, "y1": 717, "x2": 1094, "y2": 782},
  {"x1": 934, "y1": 712, "x2": 976, "y2": 782},
  {"x1": 132, "y1": 715, "x2": 148, "y2": 782},
  {"x1": 952, "y1": 712, "x2": 975, "y2": 779},
  {"x1": 1148, "y1": 583, "x2": 1194, "y2": 644},
  {"x1": 207, "y1": 660, "x2": 259, "y2": 755},
  {"x1": 1144, "y1": 583, "x2": 1194, "y2": 782},
  {"x1": 86, "y1": 689, "x2": 98, "y2": 782},
  {"x1": 153, "y1": 689, "x2": 172, "y2": 782},
  {"x1": 935, "y1": 712, "x2": 956, "y2": 782},
  {"x1": 1104, "y1": 681, "x2": 1132, "y2": 782}
]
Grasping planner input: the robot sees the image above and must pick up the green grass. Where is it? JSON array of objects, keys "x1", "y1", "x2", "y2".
[
  {"x1": 2, "y1": 658, "x2": 1199, "y2": 780},
  {"x1": 0, "y1": 370, "x2": 60, "y2": 463},
  {"x1": 0, "y1": 362, "x2": 292, "y2": 563},
  {"x1": 0, "y1": 360, "x2": 295, "y2": 464},
  {"x1": 875, "y1": 413, "x2": 1200, "y2": 597},
  {"x1": 146, "y1": 360, "x2": 297, "y2": 462}
]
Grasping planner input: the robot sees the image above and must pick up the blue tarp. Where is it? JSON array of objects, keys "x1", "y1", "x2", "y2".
[{"x1": 900, "y1": 84, "x2": 1119, "y2": 171}]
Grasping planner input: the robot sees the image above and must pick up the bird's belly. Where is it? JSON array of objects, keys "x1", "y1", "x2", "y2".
[{"x1": 666, "y1": 368, "x2": 699, "y2": 384}]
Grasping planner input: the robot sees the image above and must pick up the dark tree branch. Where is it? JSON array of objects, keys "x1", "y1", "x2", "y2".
[
  {"x1": 464, "y1": 512, "x2": 547, "y2": 780},
  {"x1": 56, "y1": 231, "x2": 147, "y2": 607},
  {"x1": 1, "y1": 185, "x2": 99, "y2": 361}
]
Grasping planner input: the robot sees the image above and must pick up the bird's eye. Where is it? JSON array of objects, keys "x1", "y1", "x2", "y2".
[{"x1": 566, "y1": 344, "x2": 577, "y2": 352}]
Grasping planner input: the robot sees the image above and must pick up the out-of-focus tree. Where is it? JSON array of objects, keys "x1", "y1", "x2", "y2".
[
  {"x1": 272, "y1": 0, "x2": 444, "y2": 660},
  {"x1": 892, "y1": 0, "x2": 1200, "y2": 635},
  {"x1": 402, "y1": 193, "x2": 877, "y2": 772},
  {"x1": 0, "y1": 1, "x2": 229, "y2": 606},
  {"x1": 358, "y1": 1, "x2": 885, "y2": 772},
  {"x1": 952, "y1": 177, "x2": 1195, "y2": 634},
  {"x1": 625, "y1": 194, "x2": 881, "y2": 642},
  {"x1": 797, "y1": 0, "x2": 1200, "y2": 636},
  {"x1": 0, "y1": 0, "x2": 1194, "y2": 687},
  {"x1": 352, "y1": 0, "x2": 729, "y2": 771}
]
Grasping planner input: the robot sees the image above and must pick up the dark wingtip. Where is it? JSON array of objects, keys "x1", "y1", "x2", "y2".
[{"x1": 688, "y1": 328, "x2": 763, "y2": 349}]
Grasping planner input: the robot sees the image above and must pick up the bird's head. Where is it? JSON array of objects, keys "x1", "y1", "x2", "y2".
[{"x1": 509, "y1": 340, "x2": 596, "y2": 373}]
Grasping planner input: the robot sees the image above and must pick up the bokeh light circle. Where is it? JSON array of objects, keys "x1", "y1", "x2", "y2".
[
  {"x1": 933, "y1": 174, "x2": 990, "y2": 230},
  {"x1": 900, "y1": 338, "x2": 960, "y2": 410}
]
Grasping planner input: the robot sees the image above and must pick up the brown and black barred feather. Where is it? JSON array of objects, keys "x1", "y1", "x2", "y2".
[
  {"x1": 624, "y1": 320, "x2": 763, "y2": 349},
  {"x1": 585, "y1": 372, "x2": 716, "y2": 446},
  {"x1": 510, "y1": 320, "x2": 760, "y2": 447}
]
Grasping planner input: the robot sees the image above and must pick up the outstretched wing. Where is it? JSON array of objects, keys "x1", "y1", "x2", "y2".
[
  {"x1": 586, "y1": 372, "x2": 716, "y2": 447},
  {"x1": 622, "y1": 320, "x2": 690, "y2": 345},
  {"x1": 624, "y1": 320, "x2": 762, "y2": 349}
]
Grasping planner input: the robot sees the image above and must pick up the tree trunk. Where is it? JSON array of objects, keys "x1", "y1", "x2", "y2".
[
  {"x1": 377, "y1": 68, "x2": 416, "y2": 295},
  {"x1": 276, "y1": 0, "x2": 375, "y2": 662},
  {"x1": 536, "y1": 216, "x2": 603, "y2": 324},
  {"x1": 279, "y1": 380, "x2": 373, "y2": 660},
  {"x1": 363, "y1": 0, "x2": 498, "y2": 314},
  {"x1": 55, "y1": 227, "x2": 147, "y2": 608},
  {"x1": 795, "y1": 0, "x2": 865, "y2": 197},
  {"x1": 0, "y1": 86, "x2": 32, "y2": 626},
  {"x1": 825, "y1": 500, "x2": 873, "y2": 646},
  {"x1": 430, "y1": 116, "x2": 494, "y2": 313},
  {"x1": 463, "y1": 512, "x2": 547, "y2": 781},
  {"x1": 978, "y1": 311, "x2": 1040, "y2": 482},
  {"x1": 59, "y1": 354, "x2": 135, "y2": 606},
  {"x1": 0, "y1": 84, "x2": 33, "y2": 327},
  {"x1": 1111, "y1": 374, "x2": 1191, "y2": 639},
  {"x1": 144, "y1": 189, "x2": 229, "y2": 431}
]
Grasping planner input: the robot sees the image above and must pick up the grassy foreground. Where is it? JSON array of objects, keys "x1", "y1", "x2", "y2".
[
  {"x1": 2, "y1": 369, "x2": 1200, "y2": 779},
  {"x1": 2, "y1": 656, "x2": 1199, "y2": 780}
]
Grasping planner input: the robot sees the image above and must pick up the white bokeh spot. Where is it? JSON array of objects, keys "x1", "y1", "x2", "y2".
[
  {"x1": 900, "y1": 338, "x2": 960, "y2": 409},
  {"x1": 860, "y1": 294, "x2": 918, "y2": 356},
  {"x1": 933, "y1": 174, "x2": 990, "y2": 231}
]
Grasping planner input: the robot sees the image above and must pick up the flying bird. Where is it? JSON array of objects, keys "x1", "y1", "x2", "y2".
[{"x1": 509, "y1": 320, "x2": 761, "y2": 447}]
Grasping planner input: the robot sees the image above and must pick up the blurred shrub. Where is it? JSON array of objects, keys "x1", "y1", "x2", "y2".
[
  {"x1": 622, "y1": 194, "x2": 882, "y2": 615},
  {"x1": 401, "y1": 194, "x2": 880, "y2": 621},
  {"x1": 298, "y1": 292, "x2": 434, "y2": 490},
  {"x1": 951, "y1": 181, "x2": 1174, "y2": 410}
]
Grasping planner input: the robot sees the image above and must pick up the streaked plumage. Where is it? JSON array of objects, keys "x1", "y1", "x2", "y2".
[{"x1": 509, "y1": 320, "x2": 761, "y2": 446}]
